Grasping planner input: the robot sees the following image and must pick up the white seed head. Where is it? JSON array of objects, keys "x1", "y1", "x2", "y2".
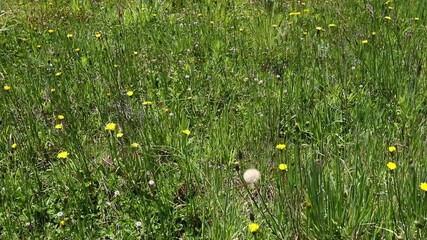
[
  {"x1": 136, "y1": 221, "x2": 142, "y2": 228},
  {"x1": 56, "y1": 211, "x2": 64, "y2": 218},
  {"x1": 243, "y1": 168, "x2": 261, "y2": 184},
  {"x1": 148, "y1": 180, "x2": 156, "y2": 188},
  {"x1": 114, "y1": 190, "x2": 120, "y2": 197}
]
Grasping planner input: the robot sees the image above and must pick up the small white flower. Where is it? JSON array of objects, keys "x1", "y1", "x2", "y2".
[
  {"x1": 56, "y1": 211, "x2": 64, "y2": 218},
  {"x1": 136, "y1": 221, "x2": 142, "y2": 228},
  {"x1": 114, "y1": 190, "x2": 120, "y2": 197},
  {"x1": 243, "y1": 168, "x2": 261, "y2": 184},
  {"x1": 148, "y1": 180, "x2": 156, "y2": 188}
]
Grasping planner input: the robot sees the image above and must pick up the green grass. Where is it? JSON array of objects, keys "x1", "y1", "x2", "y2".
[{"x1": 1, "y1": 0, "x2": 427, "y2": 239}]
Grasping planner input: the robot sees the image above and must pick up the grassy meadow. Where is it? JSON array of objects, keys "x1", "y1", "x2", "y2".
[{"x1": 1, "y1": 0, "x2": 427, "y2": 239}]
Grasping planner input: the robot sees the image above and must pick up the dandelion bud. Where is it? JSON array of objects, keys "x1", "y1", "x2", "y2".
[{"x1": 234, "y1": 161, "x2": 240, "y2": 172}]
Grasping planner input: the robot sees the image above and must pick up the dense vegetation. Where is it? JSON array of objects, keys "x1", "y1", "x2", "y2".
[{"x1": 1, "y1": 0, "x2": 426, "y2": 239}]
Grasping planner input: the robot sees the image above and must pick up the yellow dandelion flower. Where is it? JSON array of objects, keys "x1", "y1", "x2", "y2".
[
  {"x1": 48, "y1": 29, "x2": 54, "y2": 33},
  {"x1": 143, "y1": 101, "x2": 153, "y2": 106},
  {"x1": 131, "y1": 142, "x2": 139, "y2": 148},
  {"x1": 57, "y1": 115, "x2": 65, "y2": 120},
  {"x1": 279, "y1": 163, "x2": 288, "y2": 171},
  {"x1": 126, "y1": 91, "x2": 134, "y2": 97},
  {"x1": 57, "y1": 151, "x2": 69, "y2": 159},
  {"x1": 50, "y1": 88, "x2": 56, "y2": 92},
  {"x1": 303, "y1": 31, "x2": 308, "y2": 35},
  {"x1": 105, "y1": 122, "x2": 117, "y2": 131},
  {"x1": 388, "y1": 6, "x2": 394, "y2": 10},
  {"x1": 371, "y1": 32, "x2": 377, "y2": 36},
  {"x1": 276, "y1": 144, "x2": 286, "y2": 150},
  {"x1": 209, "y1": 20, "x2": 214, "y2": 24},
  {"x1": 388, "y1": 146, "x2": 396, "y2": 153},
  {"x1": 414, "y1": 17, "x2": 420, "y2": 21},
  {"x1": 303, "y1": 8, "x2": 309, "y2": 13},
  {"x1": 55, "y1": 123, "x2": 63, "y2": 129},
  {"x1": 107, "y1": 92, "x2": 112, "y2": 97},
  {"x1": 133, "y1": 51, "x2": 138, "y2": 55},
  {"x1": 95, "y1": 32, "x2": 102, "y2": 39},
  {"x1": 328, "y1": 23, "x2": 337, "y2": 28},
  {"x1": 316, "y1": 26, "x2": 323, "y2": 31},
  {"x1": 55, "y1": 72, "x2": 62, "y2": 77},
  {"x1": 113, "y1": 64, "x2": 119, "y2": 68},
  {"x1": 387, "y1": 161, "x2": 397, "y2": 170},
  {"x1": 361, "y1": 40, "x2": 368, "y2": 44},
  {"x1": 239, "y1": 28, "x2": 244, "y2": 32},
  {"x1": 66, "y1": 33, "x2": 73, "y2": 39},
  {"x1": 36, "y1": 44, "x2": 42, "y2": 49},
  {"x1": 197, "y1": 13, "x2": 203, "y2": 17},
  {"x1": 420, "y1": 182, "x2": 427, "y2": 192},
  {"x1": 271, "y1": 24, "x2": 278, "y2": 28},
  {"x1": 4, "y1": 85, "x2": 11, "y2": 91},
  {"x1": 248, "y1": 223, "x2": 260, "y2": 233},
  {"x1": 289, "y1": 12, "x2": 301, "y2": 16},
  {"x1": 116, "y1": 132, "x2": 124, "y2": 138},
  {"x1": 11, "y1": 143, "x2": 18, "y2": 149},
  {"x1": 60, "y1": 220, "x2": 65, "y2": 226},
  {"x1": 384, "y1": 16, "x2": 392, "y2": 20},
  {"x1": 182, "y1": 129, "x2": 191, "y2": 136},
  {"x1": 306, "y1": 199, "x2": 312, "y2": 208},
  {"x1": 74, "y1": 48, "x2": 81, "y2": 52}
]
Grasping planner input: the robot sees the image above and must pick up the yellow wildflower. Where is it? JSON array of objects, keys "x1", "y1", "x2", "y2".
[
  {"x1": 131, "y1": 142, "x2": 139, "y2": 148},
  {"x1": 116, "y1": 132, "x2": 124, "y2": 138},
  {"x1": 48, "y1": 29, "x2": 54, "y2": 33},
  {"x1": 60, "y1": 220, "x2": 65, "y2": 226},
  {"x1": 126, "y1": 91, "x2": 134, "y2": 97},
  {"x1": 57, "y1": 115, "x2": 65, "y2": 120},
  {"x1": 414, "y1": 17, "x2": 420, "y2": 21},
  {"x1": 133, "y1": 51, "x2": 138, "y2": 55},
  {"x1": 182, "y1": 129, "x2": 191, "y2": 136},
  {"x1": 55, "y1": 72, "x2": 62, "y2": 77},
  {"x1": 271, "y1": 24, "x2": 278, "y2": 28},
  {"x1": 55, "y1": 123, "x2": 63, "y2": 129},
  {"x1": 276, "y1": 144, "x2": 286, "y2": 150},
  {"x1": 328, "y1": 24, "x2": 337, "y2": 28},
  {"x1": 316, "y1": 26, "x2": 323, "y2": 31},
  {"x1": 95, "y1": 32, "x2": 102, "y2": 39},
  {"x1": 57, "y1": 151, "x2": 69, "y2": 159},
  {"x1": 306, "y1": 199, "x2": 312, "y2": 208},
  {"x1": 66, "y1": 33, "x2": 73, "y2": 39},
  {"x1": 4, "y1": 85, "x2": 11, "y2": 91},
  {"x1": 248, "y1": 223, "x2": 260, "y2": 233},
  {"x1": 11, "y1": 143, "x2": 18, "y2": 149},
  {"x1": 74, "y1": 48, "x2": 81, "y2": 52},
  {"x1": 388, "y1": 146, "x2": 396, "y2": 153},
  {"x1": 384, "y1": 16, "x2": 392, "y2": 20},
  {"x1": 279, "y1": 163, "x2": 288, "y2": 171},
  {"x1": 361, "y1": 40, "x2": 368, "y2": 44},
  {"x1": 420, "y1": 182, "x2": 427, "y2": 192},
  {"x1": 371, "y1": 32, "x2": 377, "y2": 36},
  {"x1": 105, "y1": 122, "x2": 117, "y2": 131},
  {"x1": 289, "y1": 12, "x2": 301, "y2": 16},
  {"x1": 387, "y1": 162, "x2": 397, "y2": 170},
  {"x1": 143, "y1": 101, "x2": 153, "y2": 106}
]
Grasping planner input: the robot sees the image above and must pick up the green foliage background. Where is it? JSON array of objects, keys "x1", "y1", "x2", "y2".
[{"x1": 0, "y1": 0, "x2": 426, "y2": 239}]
